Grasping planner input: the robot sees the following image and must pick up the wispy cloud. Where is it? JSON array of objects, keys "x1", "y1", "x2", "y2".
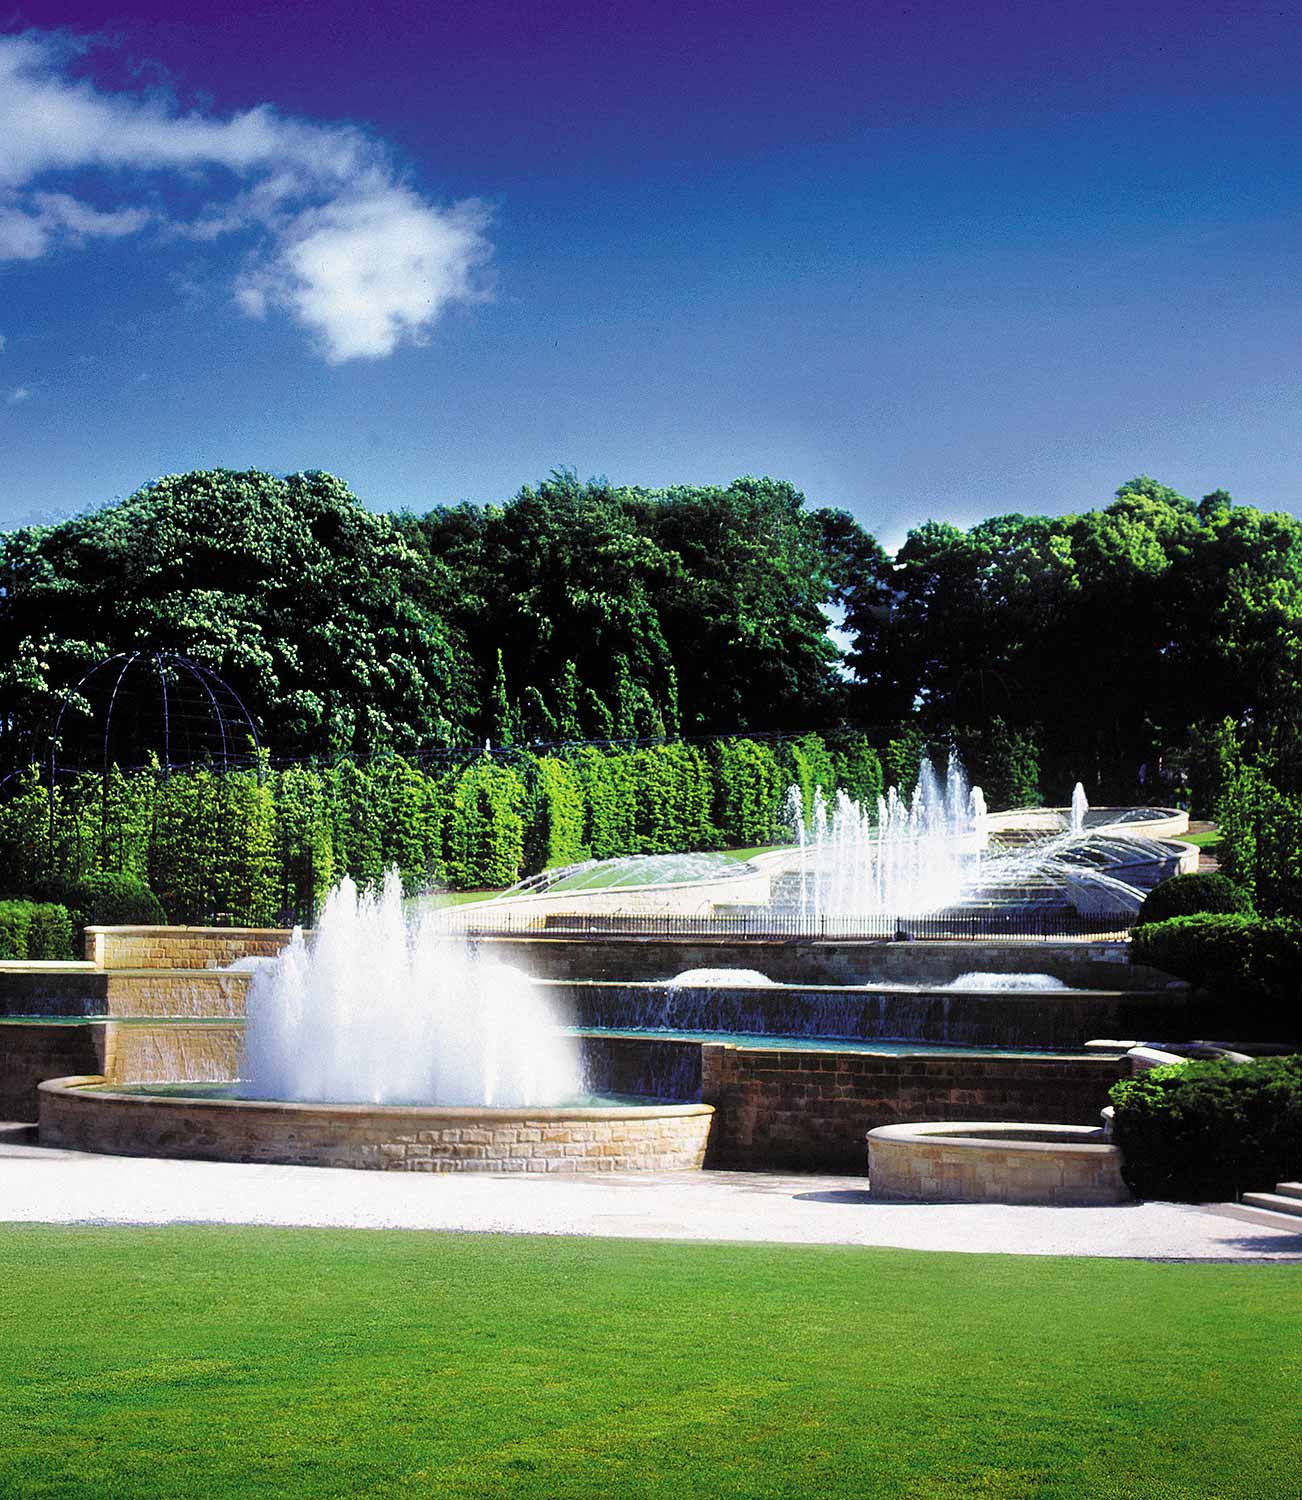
[
  {"x1": 0, "y1": 31, "x2": 494, "y2": 361},
  {"x1": 6, "y1": 385, "x2": 31, "y2": 404}
]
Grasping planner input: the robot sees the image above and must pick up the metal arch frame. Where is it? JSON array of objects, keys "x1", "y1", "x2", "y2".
[{"x1": 42, "y1": 649, "x2": 263, "y2": 783}]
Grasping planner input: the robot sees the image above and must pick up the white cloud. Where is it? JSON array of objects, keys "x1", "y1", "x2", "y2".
[
  {"x1": 0, "y1": 331, "x2": 7, "y2": 352},
  {"x1": 6, "y1": 385, "x2": 31, "y2": 403},
  {"x1": 0, "y1": 31, "x2": 494, "y2": 361}
]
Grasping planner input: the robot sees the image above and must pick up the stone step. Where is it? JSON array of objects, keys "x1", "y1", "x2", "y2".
[
  {"x1": 1273, "y1": 1181, "x2": 1302, "y2": 1201},
  {"x1": 1204, "y1": 1201, "x2": 1302, "y2": 1234},
  {"x1": 1241, "y1": 1191, "x2": 1302, "y2": 1219}
]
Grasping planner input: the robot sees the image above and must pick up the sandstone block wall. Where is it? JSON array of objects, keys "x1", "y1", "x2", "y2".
[
  {"x1": 868, "y1": 1125, "x2": 1129, "y2": 1205},
  {"x1": 38, "y1": 1081, "x2": 715, "y2": 1174}
]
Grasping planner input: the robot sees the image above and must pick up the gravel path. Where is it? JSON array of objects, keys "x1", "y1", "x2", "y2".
[{"x1": 2, "y1": 1126, "x2": 1299, "y2": 1260}]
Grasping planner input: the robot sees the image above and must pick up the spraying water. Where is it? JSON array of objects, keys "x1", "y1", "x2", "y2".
[
  {"x1": 1071, "y1": 782, "x2": 1089, "y2": 835},
  {"x1": 786, "y1": 751, "x2": 986, "y2": 917},
  {"x1": 240, "y1": 871, "x2": 581, "y2": 1107}
]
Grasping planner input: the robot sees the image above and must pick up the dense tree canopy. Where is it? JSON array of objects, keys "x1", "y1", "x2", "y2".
[
  {"x1": 3, "y1": 465, "x2": 1302, "y2": 817},
  {"x1": 0, "y1": 470, "x2": 476, "y2": 762}
]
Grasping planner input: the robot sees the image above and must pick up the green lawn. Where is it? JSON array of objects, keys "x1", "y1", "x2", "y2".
[
  {"x1": 1, "y1": 1227, "x2": 1298, "y2": 1499},
  {"x1": 1184, "y1": 828, "x2": 1223, "y2": 852}
]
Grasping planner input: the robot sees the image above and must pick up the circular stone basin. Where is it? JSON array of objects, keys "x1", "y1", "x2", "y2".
[
  {"x1": 37, "y1": 1075, "x2": 715, "y2": 1174},
  {"x1": 866, "y1": 1120, "x2": 1128, "y2": 1206}
]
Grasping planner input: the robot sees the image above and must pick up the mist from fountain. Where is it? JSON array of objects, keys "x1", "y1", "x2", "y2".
[
  {"x1": 786, "y1": 751, "x2": 986, "y2": 918},
  {"x1": 240, "y1": 871, "x2": 581, "y2": 1107}
]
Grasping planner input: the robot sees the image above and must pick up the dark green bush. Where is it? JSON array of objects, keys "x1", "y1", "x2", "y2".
[
  {"x1": 27, "y1": 903, "x2": 75, "y2": 959},
  {"x1": 1137, "y1": 872, "x2": 1254, "y2": 926},
  {"x1": 0, "y1": 899, "x2": 33, "y2": 959},
  {"x1": 0, "y1": 900, "x2": 76, "y2": 959},
  {"x1": 32, "y1": 873, "x2": 167, "y2": 932},
  {"x1": 1131, "y1": 914, "x2": 1302, "y2": 1036},
  {"x1": 1110, "y1": 1055, "x2": 1302, "y2": 1201}
]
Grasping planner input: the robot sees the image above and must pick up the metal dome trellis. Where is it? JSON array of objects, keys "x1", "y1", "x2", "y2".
[{"x1": 46, "y1": 651, "x2": 262, "y2": 782}]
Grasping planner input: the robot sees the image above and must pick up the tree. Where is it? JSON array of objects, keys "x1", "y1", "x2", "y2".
[{"x1": 0, "y1": 470, "x2": 475, "y2": 761}]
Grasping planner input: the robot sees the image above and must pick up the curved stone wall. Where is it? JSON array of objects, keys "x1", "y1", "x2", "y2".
[
  {"x1": 38, "y1": 1076, "x2": 715, "y2": 1174},
  {"x1": 867, "y1": 1120, "x2": 1128, "y2": 1205}
]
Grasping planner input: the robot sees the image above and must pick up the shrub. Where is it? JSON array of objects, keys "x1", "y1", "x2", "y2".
[
  {"x1": 711, "y1": 739, "x2": 785, "y2": 846},
  {"x1": 0, "y1": 900, "x2": 33, "y2": 959},
  {"x1": 1131, "y1": 913, "x2": 1302, "y2": 1035},
  {"x1": 1109, "y1": 1055, "x2": 1302, "y2": 1201},
  {"x1": 27, "y1": 903, "x2": 75, "y2": 959},
  {"x1": 525, "y1": 756, "x2": 587, "y2": 872},
  {"x1": 444, "y1": 760, "x2": 527, "y2": 889},
  {"x1": 0, "y1": 900, "x2": 77, "y2": 959},
  {"x1": 1137, "y1": 872, "x2": 1254, "y2": 926},
  {"x1": 35, "y1": 873, "x2": 167, "y2": 932}
]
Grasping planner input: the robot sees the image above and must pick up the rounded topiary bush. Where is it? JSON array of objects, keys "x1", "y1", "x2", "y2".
[
  {"x1": 1138, "y1": 871, "x2": 1253, "y2": 926},
  {"x1": 32, "y1": 872, "x2": 166, "y2": 931},
  {"x1": 1109, "y1": 1055, "x2": 1302, "y2": 1201}
]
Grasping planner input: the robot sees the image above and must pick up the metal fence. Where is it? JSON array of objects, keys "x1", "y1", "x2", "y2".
[{"x1": 455, "y1": 909, "x2": 1138, "y2": 942}]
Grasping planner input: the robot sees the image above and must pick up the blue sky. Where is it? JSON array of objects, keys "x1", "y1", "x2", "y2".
[{"x1": 1, "y1": 0, "x2": 1299, "y2": 546}]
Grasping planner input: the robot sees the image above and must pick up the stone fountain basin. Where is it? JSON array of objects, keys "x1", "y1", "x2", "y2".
[
  {"x1": 867, "y1": 1120, "x2": 1128, "y2": 1205},
  {"x1": 37, "y1": 1075, "x2": 714, "y2": 1174}
]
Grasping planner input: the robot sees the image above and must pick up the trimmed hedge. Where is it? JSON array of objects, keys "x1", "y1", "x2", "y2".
[
  {"x1": 1137, "y1": 872, "x2": 1254, "y2": 926},
  {"x1": 0, "y1": 730, "x2": 897, "y2": 923},
  {"x1": 1131, "y1": 915, "x2": 1302, "y2": 1031},
  {"x1": 0, "y1": 900, "x2": 76, "y2": 960},
  {"x1": 1110, "y1": 1055, "x2": 1302, "y2": 1201}
]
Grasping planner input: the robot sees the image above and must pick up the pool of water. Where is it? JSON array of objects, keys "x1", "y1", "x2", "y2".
[
  {"x1": 88, "y1": 1081, "x2": 657, "y2": 1107},
  {"x1": 571, "y1": 1026, "x2": 1110, "y2": 1060}
]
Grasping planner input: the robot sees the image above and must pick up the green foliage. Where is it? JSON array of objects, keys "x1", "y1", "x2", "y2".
[
  {"x1": 0, "y1": 899, "x2": 33, "y2": 959},
  {"x1": 0, "y1": 469, "x2": 475, "y2": 763},
  {"x1": 526, "y1": 756, "x2": 587, "y2": 871},
  {"x1": 711, "y1": 739, "x2": 786, "y2": 845},
  {"x1": 567, "y1": 747, "x2": 635, "y2": 861},
  {"x1": 1131, "y1": 913, "x2": 1302, "y2": 1031},
  {"x1": 828, "y1": 733, "x2": 884, "y2": 809},
  {"x1": 629, "y1": 744, "x2": 717, "y2": 854},
  {"x1": 788, "y1": 733, "x2": 838, "y2": 822},
  {"x1": 1137, "y1": 872, "x2": 1253, "y2": 926},
  {"x1": 952, "y1": 719, "x2": 1041, "y2": 810},
  {"x1": 1109, "y1": 1055, "x2": 1302, "y2": 1201},
  {"x1": 1216, "y1": 759, "x2": 1302, "y2": 917},
  {"x1": 882, "y1": 727, "x2": 928, "y2": 798},
  {"x1": 0, "y1": 729, "x2": 887, "y2": 914},
  {"x1": 444, "y1": 760, "x2": 527, "y2": 889},
  {"x1": 273, "y1": 766, "x2": 334, "y2": 924},
  {"x1": 328, "y1": 761, "x2": 384, "y2": 889},
  {"x1": 26, "y1": 902, "x2": 75, "y2": 959},
  {"x1": 26, "y1": 873, "x2": 165, "y2": 946}
]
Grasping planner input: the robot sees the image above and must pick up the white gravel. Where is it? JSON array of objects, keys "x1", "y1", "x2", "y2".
[{"x1": 2, "y1": 1127, "x2": 1299, "y2": 1260}]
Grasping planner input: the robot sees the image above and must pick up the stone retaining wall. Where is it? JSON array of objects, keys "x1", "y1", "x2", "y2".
[
  {"x1": 699, "y1": 1043, "x2": 1127, "y2": 1173},
  {"x1": 38, "y1": 1077, "x2": 715, "y2": 1173}
]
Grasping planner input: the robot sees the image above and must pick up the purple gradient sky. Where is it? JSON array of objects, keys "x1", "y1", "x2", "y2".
[{"x1": 2, "y1": 0, "x2": 1299, "y2": 542}]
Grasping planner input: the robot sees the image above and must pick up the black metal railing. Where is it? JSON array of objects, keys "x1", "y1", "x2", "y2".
[{"x1": 456, "y1": 909, "x2": 1138, "y2": 942}]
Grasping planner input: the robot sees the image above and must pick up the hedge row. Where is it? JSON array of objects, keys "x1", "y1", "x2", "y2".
[
  {"x1": 0, "y1": 900, "x2": 76, "y2": 960},
  {"x1": 0, "y1": 731, "x2": 882, "y2": 927},
  {"x1": 1110, "y1": 1055, "x2": 1302, "y2": 1201}
]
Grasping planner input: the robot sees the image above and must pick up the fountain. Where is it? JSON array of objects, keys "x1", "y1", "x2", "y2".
[
  {"x1": 1071, "y1": 782, "x2": 1089, "y2": 835},
  {"x1": 242, "y1": 873, "x2": 580, "y2": 1107},
  {"x1": 37, "y1": 869, "x2": 715, "y2": 1172},
  {"x1": 787, "y1": 751, "x2": 986, "y2": 919}
]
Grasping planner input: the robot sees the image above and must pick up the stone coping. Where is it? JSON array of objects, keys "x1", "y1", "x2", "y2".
[
  {"x1": 869, "y1": 1121, "x2": 1115, "y2": 1153},
  {"x1": 867, "y1": 1119, "x2": 1129, "y2": 1204},
  {"x1": 39, "y1": 1076, "x2": 713, "y2": 1123}
]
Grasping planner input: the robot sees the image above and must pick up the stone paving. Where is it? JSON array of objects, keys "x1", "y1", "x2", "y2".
[{"x1": 2, "y1": 1124, "x2": 1299, "y2": 1261}]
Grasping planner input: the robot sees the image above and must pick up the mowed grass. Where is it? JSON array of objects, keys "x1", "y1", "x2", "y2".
[{"x1": 1, "y1": 1226, "x2": 1299, "y2": 1500}]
